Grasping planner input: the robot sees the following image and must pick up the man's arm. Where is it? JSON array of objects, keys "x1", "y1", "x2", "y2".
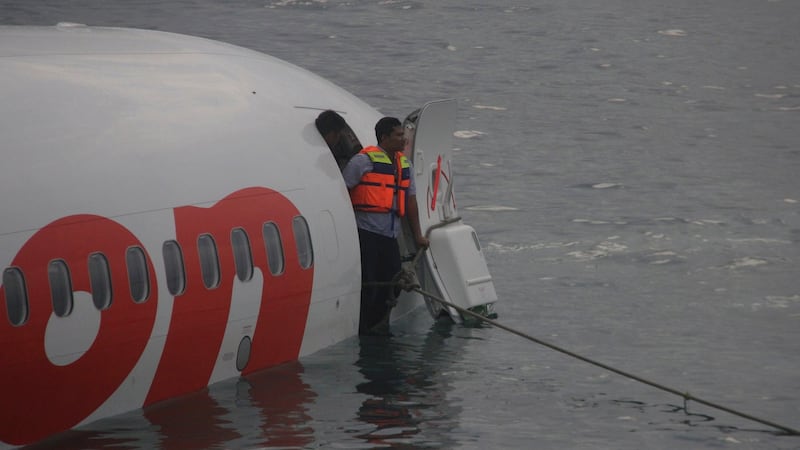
[{"x1": 342, "y1": 153, "x2": 370, "y2": 189}]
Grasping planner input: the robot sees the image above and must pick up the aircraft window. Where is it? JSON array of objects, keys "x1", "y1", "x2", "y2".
[
  {"x1": 162, "y1": 240, "x2": 186, "y2": 296},
  {"x1": 198, "y1": 234, "x2": 221, "y2": 289},
  {"x1": 88, "y1": 253, "x2": 112, "y2": 311},
  {"x1": 262, "y1": 222, "x2": 284, "y2": 276},
  {"x1": 292, "y1": 216, "x2": 314, "y2": 270},
  {"x1": 126, "y1": 246, "x2": 150, "y2": 303},
  {"x1": 3, "y1": 267, "x2": 29, "y2": 326},
  {"x1": 48, "y1": 260, "x2": 73, "y2": 317},
  {"x1": 231, "y1": 228, "x2": 254, "y2": 282}
]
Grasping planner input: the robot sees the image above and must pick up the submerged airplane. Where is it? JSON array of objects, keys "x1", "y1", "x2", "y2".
[{"x1": 0, "y1": 24, "x2": 496, "y2": 447}]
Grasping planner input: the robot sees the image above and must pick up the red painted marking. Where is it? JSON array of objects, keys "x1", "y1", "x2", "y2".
[
  {"x1": 0, "y1": 215, "x2": 158, "y2": 446},
  {"x1": 0, "y1": 187, "x2": 315, "y2": 446},
  {"x1": 146, "y1": 187, "x2": 313, "y2": 403},
  {"x1": 430, "y1": 155, "x2": 442, "y2": 211}
]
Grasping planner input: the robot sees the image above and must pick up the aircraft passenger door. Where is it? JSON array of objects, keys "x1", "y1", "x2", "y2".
[
  {"x1": 404, "y1": 99, "x2": 498, "y2": 322},
  {"x1": 407, "y1": 98, "x2": 458, "y2": 231}
]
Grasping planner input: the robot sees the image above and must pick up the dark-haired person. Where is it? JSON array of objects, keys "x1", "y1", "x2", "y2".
[
  {"x1": 315, "y1": 109, "x2": 362, "y2": 170},
  {"x1": 343, "y1": 116, "x2": 430, "y2": 336}
]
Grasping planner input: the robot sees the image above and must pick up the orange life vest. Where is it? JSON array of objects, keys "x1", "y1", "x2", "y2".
[{"x1": 350, "y1": 146, "x2": 411, "y2": 216}]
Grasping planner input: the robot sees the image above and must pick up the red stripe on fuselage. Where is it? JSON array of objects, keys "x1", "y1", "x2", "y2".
[
  {"x1": 145, "y1": 187, "x2": 313, "y2": 404},
  {"x1": 0, "y1": 215, "x2": 158, "y2": 446}
]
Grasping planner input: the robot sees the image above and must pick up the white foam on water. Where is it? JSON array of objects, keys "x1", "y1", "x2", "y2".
[
  {"x1": 649, "y1": 259, "x2": 672, "y2": 265},
  {"x1": 777, "y1": 106, "x2": 800, "y2": 111},
  {"x1": 453, "y1": 130, "x2": 486, "y2": 139},
  {"x1": 755, "y1": 93, "x2": 786, "y2": 99},
  {"x1": 751, "y1": 295, "x2": 800, "y2": 311},
  {"x1": 658, "y1": 29, "x2": 688, "y2": 36},
  {"x1": 784, "y1": 198, "x2": 798, "y2": 203},
  {"x1": 607, "y1": 98, "x2": 627, "y2": 103},
  {"x1": 764, "y1": 295, "x2": 800, "y2": 308},
  {"x1": 566, "y1": 250, "x2": 597, "y2": 261},
  {"x1": 702, "y1": 85, "x2": 726, "y2": 90},
  {"x1": 464, "y1": 205, "x2": 519, "y2": 211},
  {"x1": 484, "y1": 241, "x2": 579, "y2": 254},
  {"x1": 695, "y1": 219, "x2": 726, "y2": 225},
  {"x1": 572, "y1": 218, "x2": 611, "y2": 225},
  {"x1": 725, "y1": 257, "x2": 768, "y2": 269},
  {"x1": 592, "y1": 182, "x2": 622, "y2": 189},
  {"x1": 269, "y1": 0, "x2": 329, "y2": 6},
  {"x1": 727, "y1": 238, "x2": 792, "y2": 244},
  {"x1": 567, "y1": 241, "x2": 628, "y2": 261},
  {"x1": 472, "y1": 104, "x2": 507, "y2": 111}
]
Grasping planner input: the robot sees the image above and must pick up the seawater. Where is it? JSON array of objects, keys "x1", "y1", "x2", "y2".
[{"x1": 4, "y1": 0, "x2": 799, "y2": 448}]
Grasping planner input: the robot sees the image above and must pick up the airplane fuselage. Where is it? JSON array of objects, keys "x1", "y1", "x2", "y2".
[{"x1": 0, "y1": 24, "x2": 411, "y2": 446}]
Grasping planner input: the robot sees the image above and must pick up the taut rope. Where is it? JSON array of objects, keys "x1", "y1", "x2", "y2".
[
  {"x1": 373, "y1": 250, "x2": 800, "y2": 436},
  {"x1": 414, "y1": 285, "x2": 798, "y2": 435}
]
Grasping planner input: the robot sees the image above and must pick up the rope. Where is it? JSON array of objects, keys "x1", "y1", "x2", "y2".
[
  {"x1": 410, "y1": 285, "x2": 799, "y2": 436},
  {"x1": 361, "y1": 238, "x2": 799, "y2": 435}
]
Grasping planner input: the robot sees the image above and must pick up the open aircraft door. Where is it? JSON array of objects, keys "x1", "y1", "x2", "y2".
[{"x1": 403, "y1": 99, "x2": 498, "y2": 323}]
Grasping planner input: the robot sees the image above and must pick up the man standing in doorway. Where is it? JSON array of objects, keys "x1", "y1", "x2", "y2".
[{"x1": 343, "y1": 117, "x2": 430, "y2": 336}]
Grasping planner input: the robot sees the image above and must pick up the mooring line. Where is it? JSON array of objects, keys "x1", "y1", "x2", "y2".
[{"x1": 411, "y1": 285, "x2": 799, "y2": 436}]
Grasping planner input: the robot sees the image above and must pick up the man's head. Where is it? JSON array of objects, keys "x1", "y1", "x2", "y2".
[
  {"x1": 375, "y1": 117, "x2": 405, "y2": 153},
  {"x1": 315, "y1": 110, "x2": 347, "y2": 147}
]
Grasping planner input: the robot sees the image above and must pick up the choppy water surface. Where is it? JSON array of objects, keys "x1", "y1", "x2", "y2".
[{"x1": 4, "y1": 0, "x2": 800, "y2": 448}]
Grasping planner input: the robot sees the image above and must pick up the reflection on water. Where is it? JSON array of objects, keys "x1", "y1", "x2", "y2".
[
  {"x1": 29, "y1": 317, "x2": 472, "y2": 449},
  {"x1": 238, "y1": 362, "x2": 316, "y2": 448},
  {"x1": 354, "y1": 321, "x2": 461, "y2": 448},
  {"x1": 144, "y1": 389, "x2": 242, "y2": 449},
  {"x1": 137, "y1": 361, "x2": 318, "y2": 449},
  {"x1": 29, "y1": 361, "x2": 316, "y2": 449}
]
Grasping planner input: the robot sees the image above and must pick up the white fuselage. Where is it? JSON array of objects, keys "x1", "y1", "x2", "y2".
[{"x1": 0, "y1": 25, "x2": 421, "y2": 447}]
